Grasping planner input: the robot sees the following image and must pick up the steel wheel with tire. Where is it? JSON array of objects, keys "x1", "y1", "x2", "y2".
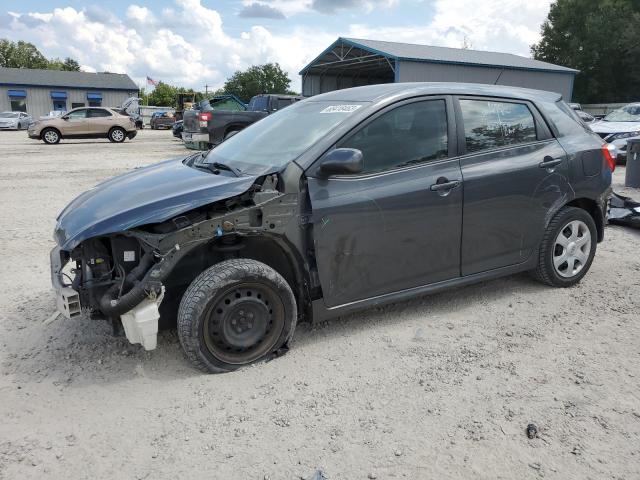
[
  {"x1": 178, "y1": 259, "x2": 297, "y2": 373},
  {"x1": 533, "y1": 206, "x2": 597, "y2": 287},
  {"x1": 108, "y1": 127, "x2": 126, "y2": 143},
  {"x1": 42, "y1": 128, "x2": 61, "y2": 144}
]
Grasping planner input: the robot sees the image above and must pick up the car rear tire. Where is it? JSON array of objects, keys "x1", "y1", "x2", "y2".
[
  {"x1": 108, "y1": 127, "x2": 126, "y2": 143},
  {"x1": 532, "y1": 206, "x2": 597, "y2": 287},
  {"x1": 42, "y1": 128, "x2": 61, "y2": 144},
  {"x1": 177, "y1": 259, "x2": 297, "y2": 373}
]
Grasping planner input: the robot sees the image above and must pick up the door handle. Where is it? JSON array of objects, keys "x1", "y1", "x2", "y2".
[
  {"x1": 539, "y1": 156, "x2": 563, "y2": 169},
  {"x1": 430, "y1": 179, "x2": 461, "y2": 191}
]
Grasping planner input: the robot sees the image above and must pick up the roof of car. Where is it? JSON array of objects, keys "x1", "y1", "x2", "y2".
[{"x1": 307, "y1": 82, "x2": 564, "y2": 103}]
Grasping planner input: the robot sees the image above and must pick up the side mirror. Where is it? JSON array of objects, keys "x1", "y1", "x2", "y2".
[
  {"x1": 61, "y1": 116, "x2": 69, "y2": 121},
  {"x1": 317, "y1": 148, "x2": 363, "y2": 177}
]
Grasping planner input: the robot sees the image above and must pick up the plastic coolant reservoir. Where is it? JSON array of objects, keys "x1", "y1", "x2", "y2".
[{"x1": 120, "y1": 288, "x2": 164, "y2": 351}]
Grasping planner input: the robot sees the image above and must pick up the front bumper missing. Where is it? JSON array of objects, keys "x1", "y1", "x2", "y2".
[
  {"x1": 50, "y1": 247, "x2": 81, "y2": 319},
  {"x1": 50, "y1": 246, "x2": 163, "y2": 350}
]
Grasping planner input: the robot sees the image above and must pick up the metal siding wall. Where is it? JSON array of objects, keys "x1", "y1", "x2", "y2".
[
  {"x1": 0, "y1": 87, "x2": 132, "y2": 118},
  {"x1": 397, "y1": 60, "x2": 574, "y2": 100},
  {"x1": 302, "y1": 73, "x2": 393, "y2": 96}
]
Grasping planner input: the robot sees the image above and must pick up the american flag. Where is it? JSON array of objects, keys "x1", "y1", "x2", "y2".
[{"x1": 146, "y1": 76, "x2": 159, "y2": 86}]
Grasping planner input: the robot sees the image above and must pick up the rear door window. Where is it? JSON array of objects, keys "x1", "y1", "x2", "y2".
[
  {"x1": 339, "y1": 99, "x2": 448, "y2": 174},
  {"x1": 460, "y1": 100, "x2": 537, "y2": 153},
  {"x1": 88, "y1": 108, "x2": 112, "y2": 118}
]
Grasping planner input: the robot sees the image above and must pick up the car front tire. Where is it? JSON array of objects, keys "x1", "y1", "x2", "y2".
[
  {"x1": 108, "y1": 127, "x2": 126, "y2": 143},
  {"x1": 532, "y1": 206, "x2": 597, "y2": 287},
  {"x1": 177, "y1": 259, "x2": 297, "y2": 373},
  {"x1": 41, "y1": 128, "x2": 61, "y2": 144}
]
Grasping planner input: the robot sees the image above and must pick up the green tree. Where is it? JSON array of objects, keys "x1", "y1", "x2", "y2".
[
  {"x1": 0, "y1": 39, "x2": 49, "y2": 69},
  {"x1": 223, "y1": 63, "x2": 292, "y2": 103},
  {"x1": 146, "y1": 82, "x2": 207, "y2": 107},
  {"x1": 47, "y1": 57, "x2": 81, "y2": 71},
  {"x1": 531, "y1": 0, "x2": 640, "y2": 103},
  {"x1": 0, "y1": 39, "x2": 82, "y2": 71}
]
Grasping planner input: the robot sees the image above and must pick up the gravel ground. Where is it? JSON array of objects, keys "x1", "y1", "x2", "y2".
[{"x1": 0, "y1": 129, "x2": 639, "y2": 480}]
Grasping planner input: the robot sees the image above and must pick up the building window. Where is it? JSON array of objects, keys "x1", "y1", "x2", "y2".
[
  {"x1": 10, "y1": 98, "x2": 27, "y2": 112},
  {"x1": 8, "y1": 89, "x2": 27, "y2": 112},
  {"x1": 50, "y1": 91, "x2": 68, "y2": 112},
  {"x1": 72, "y1": 102, "x2": 85, "y2": 109},
  {"x1": 53, "y1": 100, "x2": 67, "y2": 111},
  {"x1": 87, "y1": 92, "x2": 102, "y2": 107}
]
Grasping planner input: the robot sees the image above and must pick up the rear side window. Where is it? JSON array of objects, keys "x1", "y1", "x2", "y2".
[
  {"x1": 460, "y1": 100, "x2": 537, "y2": 153},
  {"x1": 339, "y1": 99, "x2": 448, "y2": 174},
  {"x1": 88, "y1": 108, "x2": 111, "y2": 118},
  {"x1": 541, "y1": 101, "x2": 591, "y2": 137}
]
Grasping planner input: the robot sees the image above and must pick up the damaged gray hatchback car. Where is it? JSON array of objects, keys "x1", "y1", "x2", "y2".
[{"x1": 51, "y1": 83, "x2": 613, "y2": 373}]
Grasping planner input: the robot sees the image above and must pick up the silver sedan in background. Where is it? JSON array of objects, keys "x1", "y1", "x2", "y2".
[{"x1": 0, "y1": 111, "x2": 33, "y2": 130}]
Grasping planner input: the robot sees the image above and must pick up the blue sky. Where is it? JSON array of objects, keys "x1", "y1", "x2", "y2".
[{"x1": 1, "y1": 0, "x2": 553, "y2": 91}]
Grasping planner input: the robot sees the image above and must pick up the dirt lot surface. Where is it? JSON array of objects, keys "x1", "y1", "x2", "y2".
[{"x1": 1, "y1": 129, "x2": 639, "y2": 480}]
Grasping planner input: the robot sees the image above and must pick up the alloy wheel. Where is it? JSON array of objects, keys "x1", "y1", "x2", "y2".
[
  {"x1": 44, "y1": 130, "x2": 59, "y2": 143},
  {"x1": 111, "y1": 129, "x2": 125, "y2": 142}
]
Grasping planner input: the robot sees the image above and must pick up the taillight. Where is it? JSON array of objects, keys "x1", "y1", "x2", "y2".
[
  {"x1": 198, "y1": 111, "x2": 211, "y2": 128},
  {"x1": 602, "y1": 143, "x2": 616, "y2": 172}
]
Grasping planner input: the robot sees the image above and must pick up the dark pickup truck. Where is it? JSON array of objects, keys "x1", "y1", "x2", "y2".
[{"x1": 182, "y1": 93, "x2": 302, "y2": 150}]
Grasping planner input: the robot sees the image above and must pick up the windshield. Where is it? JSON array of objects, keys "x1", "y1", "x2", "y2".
[
  {"x1": 603, "y1": 104, "x2": 640, "y2": 122},
  {"x1": 0, "y1": 112, "x2": 19, "y2": 118},
  {"x1": 198, "y1": 100, "x2": 368, "y2": 175}
]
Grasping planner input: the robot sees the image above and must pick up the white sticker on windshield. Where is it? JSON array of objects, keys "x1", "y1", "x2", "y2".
[{"x1": 320, "y1": 105, "x2": 362, "y2": 114}]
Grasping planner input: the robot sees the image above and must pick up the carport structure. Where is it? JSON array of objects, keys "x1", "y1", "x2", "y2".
[{"x1": 300, "y1": 37, "x2": 578, "y2": 100}]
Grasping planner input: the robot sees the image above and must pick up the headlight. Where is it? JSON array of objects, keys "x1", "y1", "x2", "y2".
[{"x1": 611, "y1": 131, "x2": 640, "y2": 140}]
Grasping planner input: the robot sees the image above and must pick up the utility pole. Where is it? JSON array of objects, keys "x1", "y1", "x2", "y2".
[{"x1": 204, "y1": 84, "x2": 210, "y2": 95}]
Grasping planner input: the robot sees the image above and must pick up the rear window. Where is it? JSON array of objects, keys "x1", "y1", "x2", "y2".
[
  {"x1": 460, "y1": 99, "x2": 537, "y2": 153},
  {"x1": 249, "y1": 96, "x2": 269, "y2": 111}
]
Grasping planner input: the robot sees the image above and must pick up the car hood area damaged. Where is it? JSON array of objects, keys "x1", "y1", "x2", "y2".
[
  {"x1": 55, "y1": 157, "x2": 257, "y2": 250},
  {"x1": 609, "y1": 192, "x2": 640, "y2": 229}
]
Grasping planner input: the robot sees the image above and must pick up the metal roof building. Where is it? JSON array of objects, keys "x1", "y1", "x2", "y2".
[
  {"x1": 301, "y1": 37, "x2": 578, "y2": 100},
  {"x1": 0, "y1": 67, "x2": 138, "y2": 118}
]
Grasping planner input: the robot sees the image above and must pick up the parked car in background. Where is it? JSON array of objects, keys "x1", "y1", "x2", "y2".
[
  {"x1": 0, "y1": 111, "x2": 32, "y2": 130},
  {"x1": 28, "y1": 107, "x2": 137, "y2": 144},
  {"x1": 150, "y1": 112, "x2": 175, "y2": 129},
  {"x1": 50, "y1": 83, "x2": 612, "y2": 373},
  {"x1": 590, "y1": 103, "x2": 640, "y2": 164},
  {"x1": 182, "y1": 93, "x2": 302, "y2": 150},
  {"x1": 172, "y1": 120, "x2": 183, "y2": 139}
]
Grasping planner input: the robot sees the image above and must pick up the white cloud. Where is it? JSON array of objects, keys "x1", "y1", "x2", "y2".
[{"x1": 0, "y1": 0, "x2": 553, "y2": 92}]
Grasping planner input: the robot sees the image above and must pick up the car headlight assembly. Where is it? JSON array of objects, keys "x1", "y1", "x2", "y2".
[{"x1": 611, "y1": 131, "x2": 640, "y2": 140}]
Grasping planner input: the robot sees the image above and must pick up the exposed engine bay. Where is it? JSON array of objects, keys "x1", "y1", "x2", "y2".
[{"x1": 50, "y1": 175, "x2": 304, "y2": 350}]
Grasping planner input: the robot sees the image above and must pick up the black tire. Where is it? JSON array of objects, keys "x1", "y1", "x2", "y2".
[
  {"x1": 532, "y1": 206, "x2": 597, "y2": 287},
  {"x1": 178, "y1": 259, "x2": 297, "y2": 373},
  {"x1": 41, "y1": 128, "x2": 61, "y2": 144},
  {"x1": 108, "y1": 127, "x2": 126, "y2": 143},
  {"x1": 224, "y1": 129, "x2": 241, "y2": 140}
]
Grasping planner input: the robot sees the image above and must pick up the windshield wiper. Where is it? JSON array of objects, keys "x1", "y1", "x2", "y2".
[
  {"x1": 210, "y1": 161, "x2": 242, "y2": 177},
  {"x1": 192, "y1": 161, "x2": 242, "y2": 177}
]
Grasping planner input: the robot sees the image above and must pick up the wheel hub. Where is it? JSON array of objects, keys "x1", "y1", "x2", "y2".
[{"x1": 221, "y1": 297, "x2": 270, "y2": 348}]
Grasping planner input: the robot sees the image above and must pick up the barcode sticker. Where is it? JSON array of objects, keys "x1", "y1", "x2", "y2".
[
  {"x1": 320, "y1": 105, "x2": 362, "y2": 114},
  {"x1": 123, "y1": 251, "x2": 136, "y2": 262}
]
